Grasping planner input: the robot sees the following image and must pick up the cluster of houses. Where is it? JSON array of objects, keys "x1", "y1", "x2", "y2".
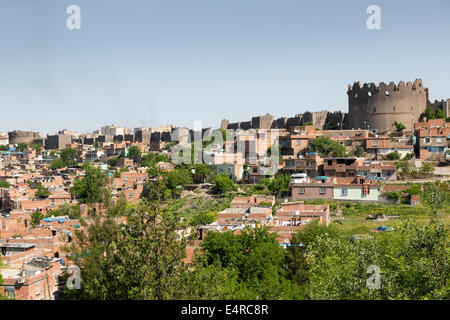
[{"x1": 0, "y1": 116, "x2": 448, "y2": 299}]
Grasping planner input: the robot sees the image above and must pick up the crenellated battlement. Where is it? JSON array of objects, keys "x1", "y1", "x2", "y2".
[
  {"x1": 347, "y1": 79, "x2": 425, "y2": 99},
  {"x1": 347, "y1": 79, "x2": 428, "y2": 131}
]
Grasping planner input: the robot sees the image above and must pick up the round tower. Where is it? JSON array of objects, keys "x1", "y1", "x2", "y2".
[{"x1": 347, "y1": 79, "x2": 428, "y2": 132}]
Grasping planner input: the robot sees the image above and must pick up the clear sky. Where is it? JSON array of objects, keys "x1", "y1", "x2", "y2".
[{"x1": 0, "y1": 0, "x2": 449, "y2": 133}]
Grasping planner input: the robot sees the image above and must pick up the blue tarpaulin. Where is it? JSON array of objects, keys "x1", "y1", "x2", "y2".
[{"x1": 314, "y1": 176, "x2": 330, "y2": 180}]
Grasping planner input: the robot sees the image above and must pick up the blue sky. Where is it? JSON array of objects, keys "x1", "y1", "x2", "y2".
[{"x1": 0, "y1": 0, "x2": 449, "y2": 133}]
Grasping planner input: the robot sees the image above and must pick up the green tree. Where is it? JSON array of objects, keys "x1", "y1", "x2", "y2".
[
  {"x1": 17, "y1": 142, "x2": 28, "y2": 152},
  {"x1": 35, "y1": 185, "x2": 51, "y2": 199},
  {"x1": 352, "y1": 145, "x2": 365, "y2": 157},
  {"x1": 385, "y1": 151, "x2": 401, "y2": 160},
  {"x1": 0, "y1": 145, "x2": 8, "y2": 152},
  {"x1": 164, "y1": 168, "x2": 193, "y2": 193},
  {"x1": 127, "y1": 146, "x2": 142, "y2": 159},
  {"x1": 422, "y1": 182, "x2": 448, "y2": 214},
  {"x1": 423, "y1": 106, "x2": 437, "y2": 120},
  {"x1": 310, "y1": 136, "x2": 346, "y2": 157},
  {"x1": 31, "y1": 211, "x2": 44, "y2": 226},
  {"x1": 50, "y1": 158, "x2": 65, "y2": 170},
  {"x1": 63, "y1": 201, "x2": 188, "y2": 299},
  {"x1": 393, "y1": 121, "x2": 406, "y2": 131},
  {"x1": 263, "y1": 174, "x2": 291, "y2": 197},
  {"x1": 419, "y1": 162, "x2": 434, "y2": 178},
  {"x1": 30, "y1": 143, "x2": 43, "y2": 153},
  {"x1": 212, "y1": 174, "x2": 236, "y2": 194},
  {"x1": 0, "y1": 180, "x2": 10, "y2": 188},
  {"x1": 190, "y1": 164, "x2": 212, "y2": 183},
  {"x1": 71, "y1": 165, "x2": 110, "y2": 205}
]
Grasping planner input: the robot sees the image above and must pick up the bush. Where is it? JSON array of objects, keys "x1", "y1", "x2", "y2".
[
  {"x1": 0, "y1": 180, "x2": 10, "y2": 188},
  {"x1": 212, "y1": 174, "x2": 236, "y2": 194},
  {"x1": 385, "y1": 151, "x2": 401, "y2": 160},
  {"x1": 386, "y1": 192, "x2": 400, "y2": 201}
]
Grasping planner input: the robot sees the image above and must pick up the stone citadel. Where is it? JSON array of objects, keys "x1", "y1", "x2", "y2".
[{"x1": 221, "y1": 78, "x2": 449, "y2": 133}]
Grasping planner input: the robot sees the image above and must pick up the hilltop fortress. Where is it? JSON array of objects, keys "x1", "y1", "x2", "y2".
[
  {"x1": 348, "y1": 79, "x2": 428, "y2": 132},
  {"x1": 221, "y1": 79, "x2": 449, "y2": 132}
]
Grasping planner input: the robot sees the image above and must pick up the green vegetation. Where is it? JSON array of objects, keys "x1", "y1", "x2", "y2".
[
  {"x1": 393, "y1": 121, "x2": 406, "y2": 131},
  {"x1": 422, "y1": 106, "x2": 445, "y2": 120},
  {"x1": 140, "y1": 152, "x2": 168, "y2": 168},
  {"x1": 71, "y1": 164, "x2": 110, "y2": 205},
  {"x1": 386, "y1": 191, "x2": 400, "y2": 202},
  {"x1": 212, "y1": 174, "x2": 236, "y2": 194},
  {"x1": 35, "y1": 185, "x2": 51, "y2": 199},
  {"x1": 351, "y1": 145, "x2": 365, "y2": 157},
  {"x1": 262, "y1": 174, "x2": 291, "y2": 197},
  {"x1": 46, "y1": 203, "x2": 82, "y2": 220},
  {"x1": 384, "y1": 151, "x2": 401, "y2": 160},
  {"x1": 0, "y1": 180, "x2": 10, "y2": 188},
  {"x1": 30, "y1": 143, "x2": 43, "y2": 153},
  {"x1": 17, "y1": 142, "x2": 28, "y2": 152},
  {"x1": 310, "y1": 136, "x2": 346, "y2": 157},
  {"x1": 31, "y1": 211, "x2": 44, "y2": 226},
  {"x1": 0, "y1": 145, "x2": 8, "y2": 151},
  {"x1": 127, "y1": 146, "x2": 142, "y2": 159}
]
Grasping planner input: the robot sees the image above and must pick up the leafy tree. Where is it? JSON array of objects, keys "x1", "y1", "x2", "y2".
[
  {"x1": 0, "y1": 145, "x2": 8, "y2": 151},
  {"x1": 0, "y1": 180, "x2": 10, "y2": 188},
  {"x1": 31, "y1": 211, "x2": 44, "y2": 226},
  {"x1": 190, "y1": 164, "x2": 212, "y2": 183},
  {"x1": 263, "y1": 174, "x2": 291, "y2": 197},
  {"x1": 63, "y1": 201, "x2": 188, "y2": 299},
  {"x1": 71, "y1": 165, "x2": 110, "y2": 205},
  {"x1": 422, "y1": 182, "x2": 448, "y2": 214},
  {"x1": 30, "y1": 143, "x2": 43, "y2": 153},
  {"x1": 47, "y1": 203, "x2": 81, "y2": 220},
  {"x1": 435, "y1": 108, "x2": 445, "y2": 119},
  {"x1": 352, "y1": 145, "x2": 365, "y2": 157},
  {"x1": 419, "y1": 162, "x2": 434, "y2": 178},
  {"x1": 423, "y1": 106, "x2": 436, "y2": 120},
  {"x1": 393, "y1": 121, "x2": 406, "y2": 131},
  {"x1": 140, "y1": 152, "x2": 168, "y2": 168},
  {"x1": 127, "y1": 146, "x2": 142, "y2": 159},
  {"x1": 35, "y1": 185, "x2": 51, "y2": 199},
  {"x1": 164, "y1": 168, "x2": 193, "y2": 192},
  {"x1": 190, "y1": 211, "x2": 217, "y2": 226},
  {"x1": 60, "y1": 148, "x2": 78, "y2": 164},
  {"x1": 304, "y1": 121, "x2": 313, "y2": 126},
  {"x1": 50, "y1": 158, "x2": 65, "y2": 170},
  {"x1": 212, "y1": 174, "x2": 236, "y2": 194},
  {"x1": 200, "y1": 227, "x2": 299, "y2": 299},
  {"x1": 310, "y1": 136, "x2": 346, "y2": 157},
  {"x1": 386, "y1": 191, "x2": 400, "y2": 202},
  {"x1": 17, "y1": 142, "x2": 28, "y2": 152},
  {"x1": 403, "y1": 152, "x2": 414, "y2": 160},
  {"x1": 384, "y1": 151, "x2": 401, "y2": 160}
]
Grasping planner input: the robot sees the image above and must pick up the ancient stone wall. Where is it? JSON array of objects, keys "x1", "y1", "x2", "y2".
[{"x1": 347, "y1": 79, "x2": 428, "y2": 131}]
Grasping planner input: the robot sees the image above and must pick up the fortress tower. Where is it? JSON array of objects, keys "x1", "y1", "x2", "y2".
[{"x1": 347, "y1": 79, "x2": 428, "y2": 132}]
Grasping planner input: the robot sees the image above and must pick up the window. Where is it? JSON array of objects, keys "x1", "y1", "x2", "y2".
[
  {"x1": 341, "y1": 188, "x2": 348, "y2": 196},
  {"x1": 436, "y1": 137, "x2": 442, "y2": 143},
  {"x1": 425, "y1": 137, "x2": 431, "y2": 144},
  {"x1": 5, "y1": 287, "x2": 15, "y2": 299},
  {"x1": 373, "y1": 141, "x2": 378, "y2": 146},
  {"x1": 299, "y1": 187, "x2": 305, "y2": 194},
  {"x1": 296, "y1": 161, "x2": 302, "y2": 167},
  {"x1": 319, "y1": 187, "x2": 326, "y2": 194},
  {"x1": 296, "y1": 140, "x2": 300, "y2": 145}
]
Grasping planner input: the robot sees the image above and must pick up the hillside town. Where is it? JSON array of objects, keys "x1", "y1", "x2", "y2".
[{"x1": 0, "y1": 79, "x2": 449, "y2": 300}]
